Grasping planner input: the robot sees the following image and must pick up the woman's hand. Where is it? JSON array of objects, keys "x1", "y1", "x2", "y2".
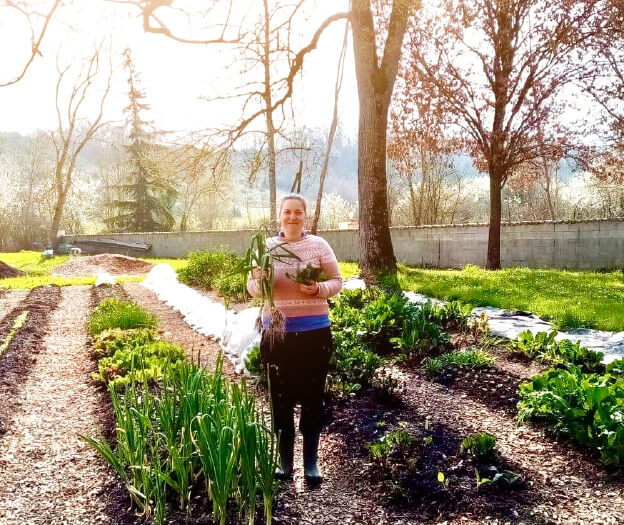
[
  {"x1": 299, "y1": 281, "x2": 319, "y2": 296},
  {"x1": 252, "y1": 267, "x2": 269, "y2": 282}
]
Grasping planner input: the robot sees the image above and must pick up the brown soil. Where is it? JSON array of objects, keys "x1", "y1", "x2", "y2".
[
  {"x1": 0, "y1": 261, "x2": 23, "y2": 278},
  {"x1": 0, "y1": 286, "x2": 62, "y2": 435},
  {"x1": 52, "y1": 254, "x2": 153, "y2": 276},
  {"x1": 0, "y1": 289, "x2": 28, "y2": 324}
]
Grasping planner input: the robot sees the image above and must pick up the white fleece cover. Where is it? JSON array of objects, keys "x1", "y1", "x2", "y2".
[{"x1": 142, "y1": 265, "x2": 624, "y2": 370}]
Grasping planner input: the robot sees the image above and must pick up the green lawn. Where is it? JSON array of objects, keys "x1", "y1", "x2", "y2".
[
  {"x1": 398, "y1": 264, "x2": 624, "y2": 332},
  {"x1": 0, "y1": 251, "x2": 180, "y2": 289}
]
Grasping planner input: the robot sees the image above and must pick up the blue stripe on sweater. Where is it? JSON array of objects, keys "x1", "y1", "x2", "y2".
[{"x1": 262, "y1": 314, "x2": 330, "y2": 333}]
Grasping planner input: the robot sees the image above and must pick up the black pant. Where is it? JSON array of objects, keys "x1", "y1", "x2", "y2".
[{"x1": 260, "y1": 326, "x2": 333, "y2": 438}]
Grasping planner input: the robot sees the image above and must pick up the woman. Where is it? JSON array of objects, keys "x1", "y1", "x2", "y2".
[{"x1": 247, "y1": 194, "x2": 343, "y2": 484}]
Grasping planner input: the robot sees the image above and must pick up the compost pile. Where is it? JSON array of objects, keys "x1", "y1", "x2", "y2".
[
  {"x1": 0, "y1": 261, "x2": 23, "y2": 278},
  {"x1": 51, "y1": 254, "x2": 153, "y2": 276}
]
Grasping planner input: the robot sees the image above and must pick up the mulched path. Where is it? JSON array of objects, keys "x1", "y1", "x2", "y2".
[
  {"x1": 52, "y1": 254, "x2": 153, "y2": 276},
  {"x1": 0, "y1": 286, "x2": 120, "y2": 524},
  {"x1": 0, "y1": 289, "x2": 28, "y2": 323}
]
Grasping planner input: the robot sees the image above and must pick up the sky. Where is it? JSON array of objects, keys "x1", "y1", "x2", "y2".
[{"x1": 0, "y1": 0, "x2": 359, "y2": 139}]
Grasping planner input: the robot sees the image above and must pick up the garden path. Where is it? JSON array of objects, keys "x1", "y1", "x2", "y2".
[{"x1": 0, "y1": 286, "x2": 119, "y2": 524}]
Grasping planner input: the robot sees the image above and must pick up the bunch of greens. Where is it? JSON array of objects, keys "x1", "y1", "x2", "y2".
[
  {"x1": 285, "y1": 263, "x2": 330, "y2": 285},
  {"x1": 239, "y1": 227, "x2": 300, "y2": 349}
]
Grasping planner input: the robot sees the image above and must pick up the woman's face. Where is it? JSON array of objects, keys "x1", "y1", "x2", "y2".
[{"x1": 280, "y1": 199, "x2": 306, "y2": 237}]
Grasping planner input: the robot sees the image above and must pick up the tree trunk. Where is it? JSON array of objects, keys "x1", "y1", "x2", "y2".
[
  {"x1": 351, "y1": 0, "x2": 410, "y2": 284},
  {"x1": 486, "y1": 170, "x2": 503, "y2": 269},
  {"x1": 357, "y1": 97, "x2": 397, "y2": 280},
  {"x1": 50, "y1": 188, "x2": 69, "y2": 249}
]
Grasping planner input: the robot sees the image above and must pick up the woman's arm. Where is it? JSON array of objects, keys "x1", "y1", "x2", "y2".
[{"x1": 315, "y1": 239, "x2": 343, "y2": 299}]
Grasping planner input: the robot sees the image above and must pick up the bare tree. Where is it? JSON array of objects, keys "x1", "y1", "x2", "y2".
[
  {"x1": 118, "y1": 0, "x2": 413, "y2": 282},
  {"x1": 0, "y1": 0, "x2": 61, "y2": 86},
  {"x1": 405, "y1": 0, "x2": 599, "y2": 268},
  {"x1": 49, "y1": 47, "x2": 112, "y2": 248}
]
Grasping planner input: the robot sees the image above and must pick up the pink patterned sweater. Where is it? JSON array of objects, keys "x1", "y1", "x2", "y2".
[{"x1": 246, "y1": 234, "x2": 343, "y2": 319}]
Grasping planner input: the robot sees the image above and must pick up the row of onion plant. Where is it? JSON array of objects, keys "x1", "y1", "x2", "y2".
[{"x1": 83, "y1": 298, "x2": 278, "y2": 524}]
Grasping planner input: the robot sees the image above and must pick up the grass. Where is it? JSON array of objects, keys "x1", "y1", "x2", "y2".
[
  {"x1": 0, "y1": 251, "x2": 185, "y2": 289},
  {"x1": 0, "y1": 251, "x2": 68, "y2": 275},
  {"x1": 338, "y1": 261, "x2": 359, "y2": 280},
  {"x1": 399, "y1": 264, "x2": 624, "y2": 332}
]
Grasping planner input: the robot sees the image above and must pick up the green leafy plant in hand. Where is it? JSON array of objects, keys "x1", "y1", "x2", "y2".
[{"x1": 285, "y1": 263, "x2": 330, "y2": 285}]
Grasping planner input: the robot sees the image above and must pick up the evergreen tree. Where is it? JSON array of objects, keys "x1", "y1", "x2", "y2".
[{"x1": 108, "y1": 48, "x2": 177, "y2": 232}]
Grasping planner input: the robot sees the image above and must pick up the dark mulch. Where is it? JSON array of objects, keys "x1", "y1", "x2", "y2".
[
  {"x1": 328, "y1": 389, "x2": 541, "y2": 524},
  {"x1": 433, "y1": 365, "x2": 523, "y2": 415},
  {"x1": 0, "y1": 261, "x2": 23, "y2": 279}
]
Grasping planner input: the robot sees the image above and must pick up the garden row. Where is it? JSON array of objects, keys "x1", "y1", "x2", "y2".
[
  {"x1": 84, "y1": 297, "x2": 278, "y2": 525},
  {"x1": 244, "y1": 286, "x2": 624, "y2": 478},
  {"x1": 177, "y1": 248, "x2": 624, "y2": 470}
]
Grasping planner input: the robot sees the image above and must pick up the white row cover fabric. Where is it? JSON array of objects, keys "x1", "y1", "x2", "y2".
[{"x1": 142, "y1": 266, "x2": 624, "y2": 371}]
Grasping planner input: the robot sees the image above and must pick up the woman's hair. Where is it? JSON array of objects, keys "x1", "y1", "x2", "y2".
[{"x1": 279, "y1": 194, "x2": 307, "y2": 214}]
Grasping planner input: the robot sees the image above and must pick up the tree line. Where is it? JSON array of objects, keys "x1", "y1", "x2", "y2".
[{"x1": 1, "y1": 0, "x2": 622, "y2": 280}]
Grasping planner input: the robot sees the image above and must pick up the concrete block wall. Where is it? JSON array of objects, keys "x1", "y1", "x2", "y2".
[{"x1": 64, "y1": 218, "x2": 624, "y2": 270}]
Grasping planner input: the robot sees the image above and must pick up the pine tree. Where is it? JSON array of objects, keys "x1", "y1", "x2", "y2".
[{"x1": 108, "y1": 48, "x2": 177, "y2": 232}]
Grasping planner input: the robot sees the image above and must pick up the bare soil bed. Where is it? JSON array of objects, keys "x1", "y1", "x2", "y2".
[
  {"x1": 0, "y1": 261, "x2": 23, "y2": 279},
  {"x1": 52, "y1": 254, "x2": 153, "y2": 276}
]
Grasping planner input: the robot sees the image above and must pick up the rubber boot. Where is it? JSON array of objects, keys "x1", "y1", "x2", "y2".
[
  {"x1": 275, "y1": 432, "x2": 294, "y2": 480},
  {"x1": 303, "y1": 432, "x2": 323, "y2": 485}
]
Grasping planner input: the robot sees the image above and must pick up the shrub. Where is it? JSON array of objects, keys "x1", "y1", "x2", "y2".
[
  {"x1": 460, "y1": 433, "x2": 497, "y2": 462},
  {"x1": 422, "y1": 349, "x2": 495, "y2": 378},
  {"x1": 177, "y1": 249, "x2": 239, "y2": 291},
  {"x1": 518, "y1": 366, "x2": 624, "y2": 466},
  {"x1": 88, "y1": 298, "x2": 158, "y2": 336},
  {"x1": 215, "y1": 272, "x2": 248, "y2": 303}
]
